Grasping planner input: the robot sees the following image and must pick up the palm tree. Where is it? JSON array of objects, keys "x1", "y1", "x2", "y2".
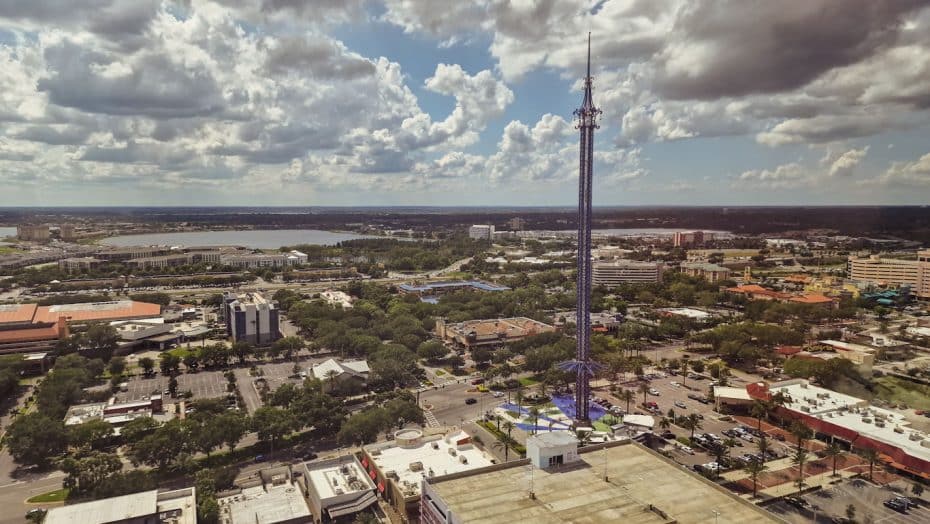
[
  {"x1": 681, "y1": 359, "x2": 690, "y2": 387},
  {"x1": 528, "y1": 407, "x2": 541, "y2": 435},
  {"x1": 684, "y1": 413, "x2": 702, "y2": 441},
  {"x1": 750, "y1": 400, "x2": 770, "y2": 432},
  {"x1": 792, "y1": 447, "x2": 810, "y2": 496},
  {"x1": 620, "y1": 389, "x2": 634, "y2": 413},
  {"x1": 789, "y1": 420, "x2": 813, "y2": 453},
  {"x1": 514, "y1": 389, "x2": 524, "y2": 413},
  {"x1": 744, "y1": 460, "x2": 768, "y2": 498},
  {"x1": 658, "y1": 417, "x2": 672, "y2": 432},
  {"x1": 756, "y1": 435, "x2": 770, "y2": 461},
  {"x1": 324, "y1": 369, "x2": 339, "y2": 393},
  {"x1": 825, "y1": 442, "x2": 844, "y2": 477},
  {"x1": 495, "y1": 414, "x2": 502, "y2": 432},
  {"x1": 503, "y1": 421, "x2": 515, "y2": 443},
  {"x1": 858, "y1": 448, "x2": 880, "y2": 482},
  {"x1": 492, "y1": 439, "x2": 510, "y2": 462},
  {"x1": 638, "y1": 383, "x2": 650, "y2": 406}
]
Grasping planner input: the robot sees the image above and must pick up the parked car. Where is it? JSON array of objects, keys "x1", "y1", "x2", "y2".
[
  {"x1": 465, "y1": 398, "x2": 477, "y2": 405},
  {"x1": 674, "y1": 401, "x2": 687, "y2": 409},
  {"x1": 648, "y1": 388, "x2": 659, "y2": 395},
  {"x1": 680, "y1": 446, "x2": 694, "y2": 455},
  {"x1": 884, "y1": 498, "x2": 908, "y2": 513}
]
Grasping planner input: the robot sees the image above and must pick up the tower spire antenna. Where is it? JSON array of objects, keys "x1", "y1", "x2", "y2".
[{"x1": 587, "y1": 32, "x2": 591, "y2": 79}]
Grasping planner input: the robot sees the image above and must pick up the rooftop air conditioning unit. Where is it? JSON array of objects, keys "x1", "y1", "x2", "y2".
[
  {"x1": 432, "y1": 442, "x2": 439, "y2": 450},
  {"x1": 459, "y1": 456, "x2": 468, "y2": 464},
  {"x1": 448, "y1": 448, "x2": 457, "y2": 456},
  {"x1": 894, "y1": 427, "x2": 904, "y2": 434}
]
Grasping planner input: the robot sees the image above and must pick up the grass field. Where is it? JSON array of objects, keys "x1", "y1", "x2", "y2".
[
  {"x1": 0, "y1": 246, "x2": 23, "y2": 255},
  {"x1": 873, "y1": 376, "x2": 930, "y2": 410},
  {"x1": 27, "y1": 488, "x2": 69, "y2": 503}
]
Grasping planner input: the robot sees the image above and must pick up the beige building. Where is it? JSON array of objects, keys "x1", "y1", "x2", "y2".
[
  {"x1": 847, "y1": 252, "x2": 930, "y2": 299},
  {"x1": 420, "y1": 438, "x2": 776, "y2": 524},
  {"x1": 44, "y1": 488, "x2": 196, "y2": 524},
  {"x1": 16, "y1": 224, "x2": 50, "y2": 241},
  {"x1": 680, "y1": 261, "x2": 731, "y2": 283},
  {"x1": 592, "y1": 260, "x2": 663, "y2": 286},
  {"x1": 58, "y1": 257, "x2": 104, "y2": 272},
  {"x1": 435, "y1": 317, "x2": 555, "y2": 350}
]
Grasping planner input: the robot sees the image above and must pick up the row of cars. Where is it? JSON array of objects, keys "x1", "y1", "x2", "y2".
[{"x1": 884, "y1": 495, "x2": 919, "y2": 513}]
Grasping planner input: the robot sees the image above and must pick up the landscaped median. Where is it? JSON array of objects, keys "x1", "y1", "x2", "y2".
[
  {"x1": 478, "y1": 421, "x2": 526, "y2": 457},
  {"x1": 26, "y1": 488, "x2": 69, "y2": 504}
]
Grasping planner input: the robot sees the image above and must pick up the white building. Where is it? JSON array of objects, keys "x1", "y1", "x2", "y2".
[
  {"x1": 218, "y1": 468, "x2": 311, "y2": 524},
  {"x1": 44, "y1": 488, "x2": 196, "y2": 524},
  {"x1": 468, "y1": 225, "x2": 494, "y2": 241},
  {"x1": 302, "y1": 455, "x2": 377, "y2": 522},
  {"x1": 592, "y1": 260, "x2": 663, "y2": 286},
  {"x1": 526, "y1": 432, "x2": 580, "y2": 469},
  {"x1": 288, "y1": 250, "x2": 308, "y2": 265},
  {"x1": 310, "y1": 359, "x2": 370, "y2": 392},
  {"x1": 321, "y1": 290, "x2": 353, "y2": 309}
]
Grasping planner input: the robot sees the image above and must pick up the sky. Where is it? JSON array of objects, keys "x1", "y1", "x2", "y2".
[{"x1": 1, "y1": 0, "x2": 930, "y2": 207}]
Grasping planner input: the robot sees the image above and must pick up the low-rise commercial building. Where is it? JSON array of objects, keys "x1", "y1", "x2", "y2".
[
  {"x1": 397, "y1": 280, "x2": 510, "y2": 297},
  {"x1": 64, "y1": 396, "x2": 165, "y2": 434},
  {"x1": 737, "y1": 380, "x2": 930, "y2": 479},
  {"x1": 320, "y1": 290, "x2": 353, "y2": 309},
  {"x1": 94, "y1": 246, "x2": 172, "y2": 262},
  {"x1": 680, "y1": 261, "x2": 730, "y2": 283},
  {"x1": 58, "y1": 257, "x2": 104, "y2": 272},
  {"x1": 224, "y1": 292, "x2": 280, "y2": 345},
  {"x1": 44, "y1": 487, "x2": 196, "y2": 524},
  {"x1": 302, "y1": 455, "x2": 377, "y2": 522},
  {"x1": 435, "y1": 317, "x2": 555, "y2": 350},
  {"x1": 420, "y1": 438, "x2": 776, "y2": 524},
  {"x1": 310, "y1": 359, "x2": 370, "y2": 393},
  {"x1": 218, "y1": 467, "x2": 311, "y2": 524},
  {"x1": 362, "y1": 428, "x2": 495, "y2": 521},
  {"x1": 592, "y1": 260, "x2": 663, "y2": 286}
]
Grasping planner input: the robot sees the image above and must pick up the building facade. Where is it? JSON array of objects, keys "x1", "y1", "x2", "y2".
[
  {"x1": 680, "y1": 262, "x2": 730, "y2": 283},
  {"x1": 225, "y1": 292, "x2": 280, "y2": 345},
  {"x1": 848, "y1": 254, "x2": 919, "y2": 288},
  {"x1": 58, "y1": 257, "x2": 104, "y2": 272},
  {"x1": 673, "y1": 230, "x2": 714, "y2": 247},
  {"x1": 16, "y1": 225, "x2": 50, "y2": 242},
  {"x1": 467, "y1": 225, "x2": 494, "y2": 241},
  {"x1": 592, "y1": 260, "x2": 663, "y2": 286}
]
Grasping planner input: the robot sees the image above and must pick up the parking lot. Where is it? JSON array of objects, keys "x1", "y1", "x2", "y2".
[
  {"x1": 117, "y1": 370, "x2": 229, "y2": 403},
  {"x1": 767, "y1": 479, "x2": 929, "y2": 523}
]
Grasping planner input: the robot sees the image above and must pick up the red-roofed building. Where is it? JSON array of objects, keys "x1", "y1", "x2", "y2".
[
  {"x1": 725, "y1": 284, "x2": 788, "y2": 301},
  {"x1": 775, "y1": 345, "x2": 802, "y2": 357}
]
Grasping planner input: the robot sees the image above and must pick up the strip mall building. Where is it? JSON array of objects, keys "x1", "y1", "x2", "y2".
[{"x1": 716, "y1": 379, "x2": 930, "y2": 480}]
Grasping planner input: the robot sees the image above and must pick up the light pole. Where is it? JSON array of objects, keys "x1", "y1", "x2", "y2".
[{"x1": 711, "y1": 509, "x2": 720, "y2": 524}]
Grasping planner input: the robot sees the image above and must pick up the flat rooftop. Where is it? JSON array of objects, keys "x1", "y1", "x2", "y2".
[
  {"x1": 306, "y1": 456, "x2": 374, "y2": 500},
  {"x1": 0, "y1": 303, "x2": 37, "y2": 324},
  {"x1": 427, "y1": 443, "x2": 777, "y2": 524},
  {"x1": 219, "y1": 481, "x2": 310, "y2": 524},
  {"x1": 33, "y1": 300, "x2": 161, "y2": 323},
  {"x1": 399, "y1": 280, "x2": 510, "y2": 293},
  {"x1": 770, "y1": 381, "x2": 867, "y2": 415},
  {"x1": 44, "y1": 490, "x2": 159, "y2": 524},
  {"x1": 367, "y1": 430, "x2": 495, "y2": 497}
]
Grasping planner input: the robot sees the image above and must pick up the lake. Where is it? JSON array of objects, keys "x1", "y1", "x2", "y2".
[
  {"x1": 0, "y1": 227, "x2": 16, "y2": 239},
  {"x1": 101, "y1": 229, "x2": 380, "y2": 249}
]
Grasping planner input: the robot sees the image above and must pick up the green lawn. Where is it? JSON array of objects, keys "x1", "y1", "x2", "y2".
[
  {"x1": 873, "y1": 376, "x2": 930, "y2": 410},
  {"x1": 518, "y1": 375, "x2": 540, "y2": 386},
  {"x1": 0, "y1": 246, "x2": 23, "y2": 255},
  {"x1": 27, "y1": 489, "x2": 69, "y2": 503}
]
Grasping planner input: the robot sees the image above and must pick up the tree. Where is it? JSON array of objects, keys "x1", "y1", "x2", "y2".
[
  {"x1": 6, "y1": 413, "x2": 68, "y2": 466},
  {"x1": 416, "y1": 340, "x2": 447, "y2": 362},
  {"x1": 252, "y1": 407, "x2": 297, "y2": 451},
  {"x1": 107, "y1": 356, "x2": 126, "y2": 376},
  {"x1": 232, "y1": 341, "x2": 253, "y2": 364},
  {"x1": 912, "y1": 482, "x2": 924, "y2": 498},
  {"x1": 528, "y1": 407, "x2": 541, "y2": 435},
  {"x1": 274, "y1": 336, "x2": 304, "y2": 361},
  {"x1": 492, "y1": 439, "x2": 510, "y2": 462},
  {"x1": 743, "y1": 460, "x2": 768, "y2": 498},
  {"x1": 83, "y1": 323, "x2": 120, "y2": 360},
  {"x1": 620, "y1": 389, "x2": 634, "y2": 413},
  {"x1": 119, "y1": 416, "x2": 160, "y2": 443},
  {"x1": 61, "y1": 451, "x2": 122, "y2": 494},
  {"x1": 858, "y1": 448, "x2": 879, "y2": 481},
  {"x1": 183, "y1": 353, "x2": 200, "y2": 372},
  {"x1": 139, "y1": 357, "x2": 155, "y2": 375},
  {"x1": 127, "y1": 419, "x2": 188, "y2": 470},
  {"x1": 68, "y1": 419, "x2": 115, "y2": 450},
  {"x1": 846, "y1": 504, "x2": 856, "y2": 521},
  {"x1": 750, "y1": 400, "x2": 770, "y2": 432},
  {"x1": 684, "y1": 413, "x2": 703, "y2": 441},
  {"x1": 168, "y1": 375, "x2": 179, "y2": 397},
  {"x1": 160, "y1": 352, "x2": 181, "y2": 375},
  {"x1": 638, "y1": 382, "x2": 650, "y2": 406},
  {"x1": 825, "y1": 442, "x2": 844, "y2": 477},
  {"x1": 792, "y1": 447, "x2": 810, "y2": 496}
]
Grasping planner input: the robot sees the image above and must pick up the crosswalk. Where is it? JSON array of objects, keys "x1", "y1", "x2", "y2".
[{"x1": 424, "y1": 410, "x2": 440, "y2": 427}]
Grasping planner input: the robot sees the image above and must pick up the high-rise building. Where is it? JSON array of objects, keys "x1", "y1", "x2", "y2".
[
  {"x1": 59, "y1": 224, "x2": 76, "y2": 241},
  {"x1": 468, "y1": 224, "x2": 494, "y2": 240},
  {"x1": 224, "y1": 292, "x2": 280, "y2": 345},
  {"x1": 16, "y1": 225, "x2": 50, "y2": 242},
  {"x1": 673, "y1": 230, "x2": 713, "y2": 247},
  {"x1": 507, "y1": 217, "x2": 526, "y2": 231}
]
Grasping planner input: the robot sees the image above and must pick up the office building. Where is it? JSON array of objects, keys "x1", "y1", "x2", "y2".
[
  {"x1": 847, "y1": 251, "x2": 930, "y2": 299},
  {"x1": 435, "y1": 317, "x2": 555, "y2": 350},
  {"x1": 592, "y1": 260, "x2": 663, "y2": 286},
  {"x1": 224, "y1": 292, "x2": 280, "y2": 345},
  {"x1": 59, "y1": 224, "x2": 77, "y2": 241},
  {"x1": 310, "y1": 359, "x2": 370, "y2": 393},
  {"x1": 361, "y1": 428, "x2": 495, "y2": 520},
  {"x1": 507, "y1": 217, "x2": 526, "y2": 231},
  {"x1": 680, "y1": 261, "x2": 731, "y2": 283},
  {"x1": 397, "y1": 280, "x2": 510, "y2": 297},
  {"x1": 302, "y1": 455, "x2": 377, "y2": 522},
  {"x1": 94, "y1": 246, "x2": 172, "y2": 262},
  {"x1": 420, "y1": 437, "x2": 776, "y2": 524},
  {"x1": 44, "y1": 488, "x2": 196, "y2": 524},
  {"x1": 58, "y1": 257, "x2": 104, "y2": 272},
  {"x1": 468, "y1": 225, "x2": 494, "y2": 241},
  {"x1": 16, "y1": 224, "x2": 50, "y2": 242},
  {"x1": 220, "y1": 253, "x2": 292, "y2": 268}
]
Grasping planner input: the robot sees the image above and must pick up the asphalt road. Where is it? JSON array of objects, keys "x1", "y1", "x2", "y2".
[
  {"x1": 419, "y1": 382, "x2": 502, "y2": 428},
  {"x1": 0, "y1": 471, "x2": 65, "y2": 524}
]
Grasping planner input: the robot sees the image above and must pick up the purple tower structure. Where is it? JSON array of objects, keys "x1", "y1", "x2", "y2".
[{"x1": 559, "y1": 34, "x2": 601, "y2": 424}]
